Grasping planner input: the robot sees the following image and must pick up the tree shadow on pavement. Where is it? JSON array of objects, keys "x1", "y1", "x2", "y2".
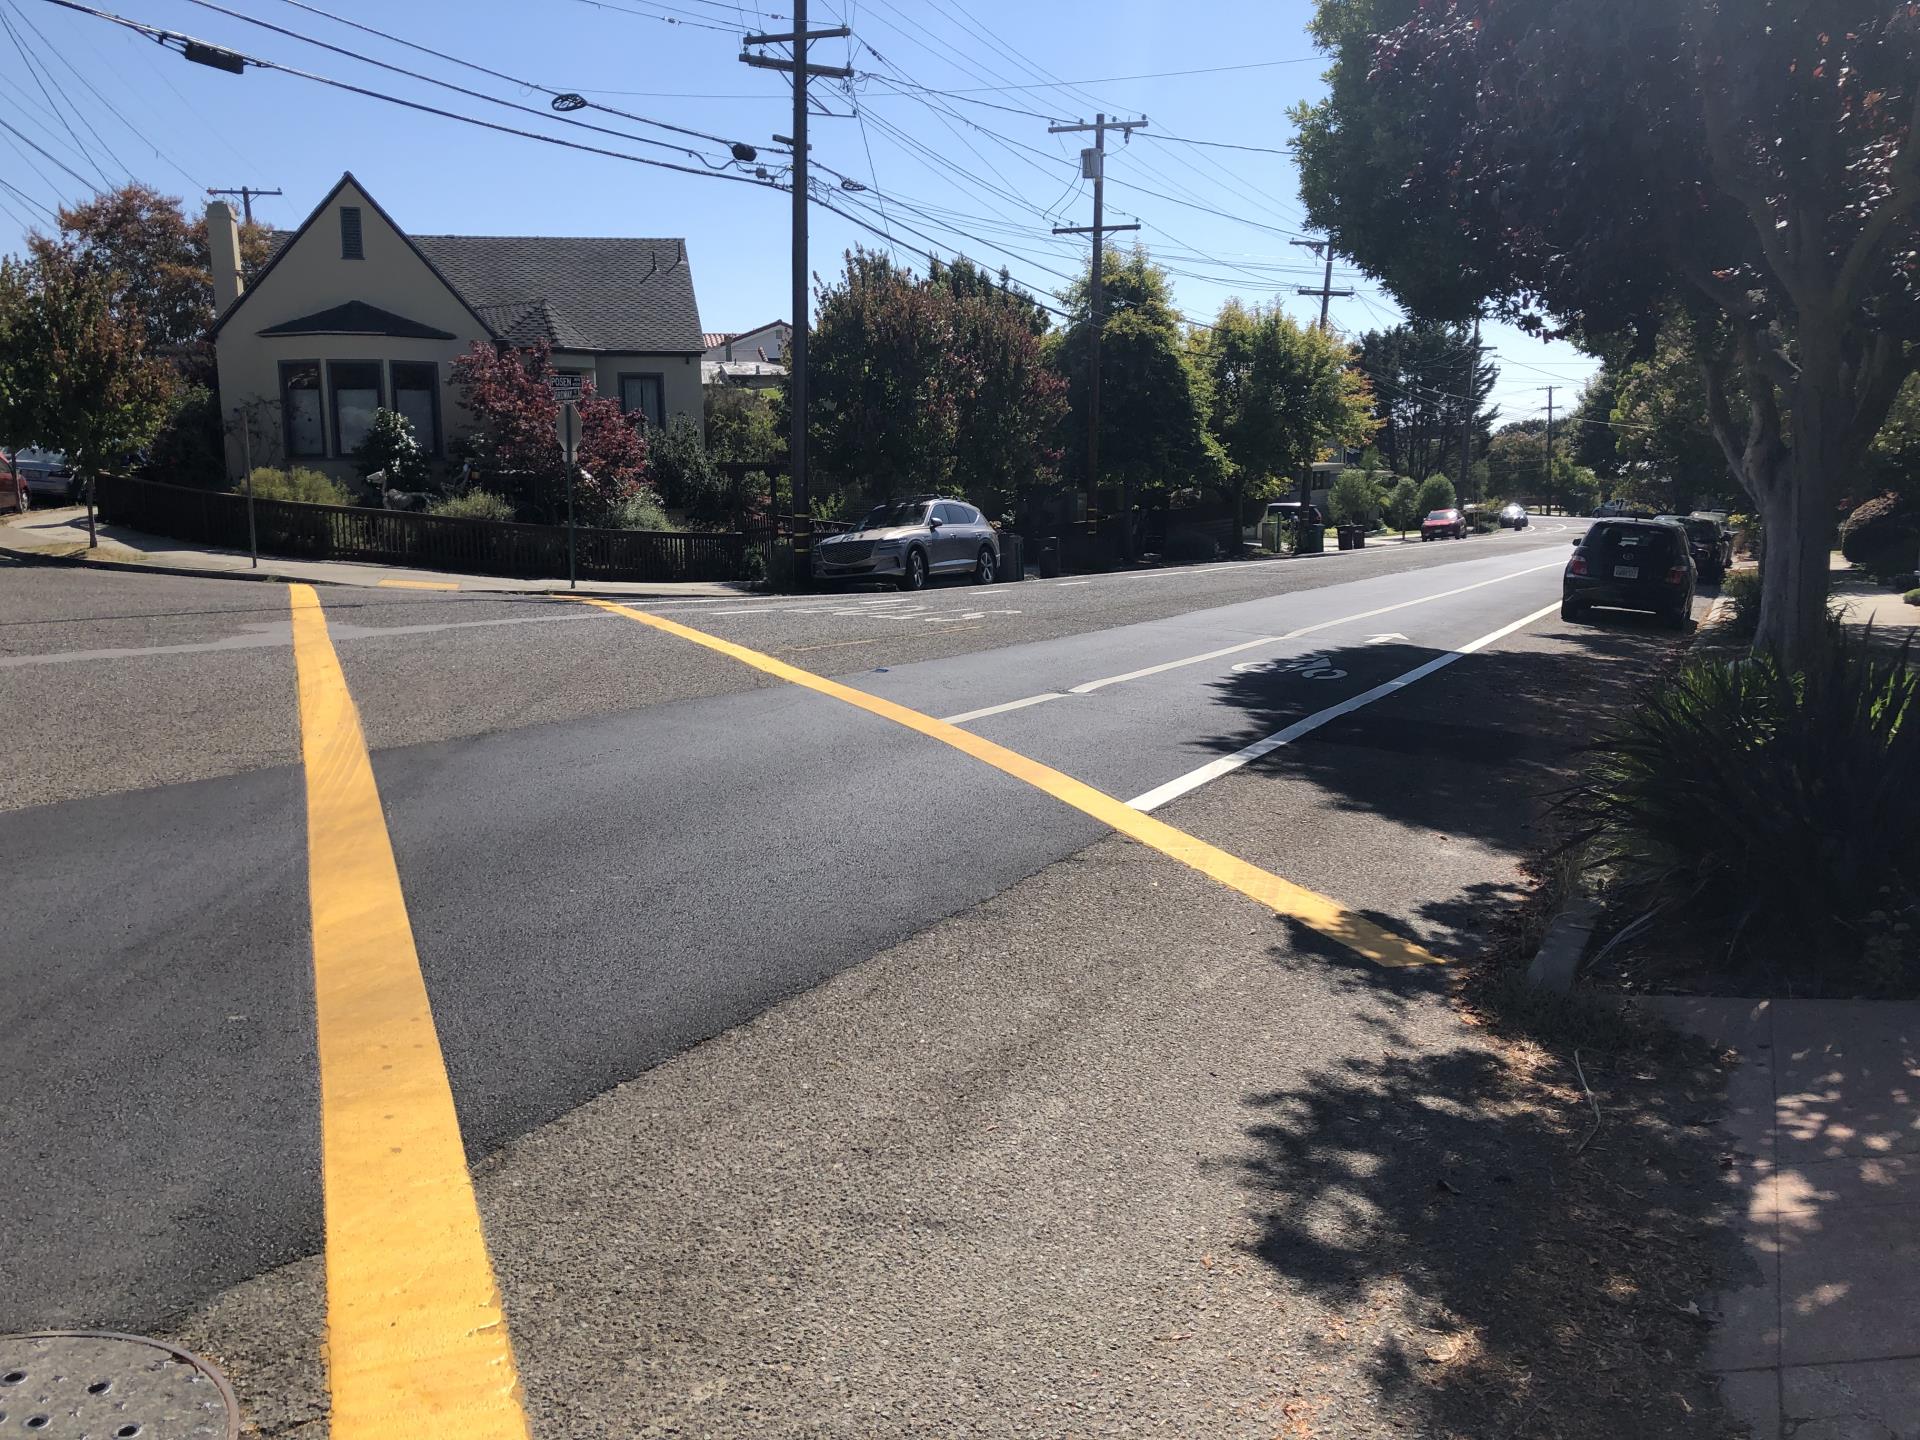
[{"x1": 1231, "y1": 1030, "x2": 1744, "y2": 1439}]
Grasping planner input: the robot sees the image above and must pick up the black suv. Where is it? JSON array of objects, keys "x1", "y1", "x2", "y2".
[
  {"x1": 1563, "y1": 519, "x2": 1695, "y2": 627},
  {"x1": 1658, "y1": 515, "x2": 1732, "y2": 580}
]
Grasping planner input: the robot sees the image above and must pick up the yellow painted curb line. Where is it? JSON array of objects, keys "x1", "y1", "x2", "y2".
[
  {"x1": 575, "y1": 597, "x2": 1442, "y2": 970},
  {"x1": 289, "y1": 584, "x2": 530, "y2": 1439}
]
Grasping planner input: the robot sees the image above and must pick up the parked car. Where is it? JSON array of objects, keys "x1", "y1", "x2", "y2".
[
  {"x1": 1, "y1": 454, "x2": 28, "y2": 515},
  {"x1": 1563, "y1": 518, "x2": 1695, "y2": 627},
  {"x1": 13, "y1": 448, "x2": 77, "y2": 503},
  {"x1": 1661, "y1": 514, "x2": 1732, "y2": 580},
  {"x1": 814, "y1": 496, "x2": 1001, "y2": 590},
  {"x1": 1498, "y1": 502, "x2": 1530, "y2": 529},
  {"x1": 1420, "y1": 508, "x2": 1467, "y2": 540}
]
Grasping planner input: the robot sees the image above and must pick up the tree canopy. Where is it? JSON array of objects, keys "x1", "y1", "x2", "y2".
[
  {"x1": 1293, "y1": 0, "x2": 1920, "y2": 665},
  {"x1": 1352, "y1": 321, "x2": 1496, "y2": 483},
  {"x1": 1189, "y1": 298, "x2": 1376, "y2": 526}
]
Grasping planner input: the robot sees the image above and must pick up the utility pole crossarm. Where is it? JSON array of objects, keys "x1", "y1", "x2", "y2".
[
  {"x1": 1052, "y1": 223, "x2": 1138, "y2": 236},
  {"x1": 742, "y1": 25, "x2": 849, "y2": 43},
  {"x1": 740, "y1": 53, "x2": 853, "y2": 78},
  {"x1": 207, "y1": 185, "x2": 281, "y2": 224}
]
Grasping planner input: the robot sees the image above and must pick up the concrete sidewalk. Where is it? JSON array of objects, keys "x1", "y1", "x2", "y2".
[
  {"x1": 0, "y1": 506, "x2": 755, "y2": 597},
  {"x1": 1647, "y1": 997, "x2": 1920, "y2": 1440}
]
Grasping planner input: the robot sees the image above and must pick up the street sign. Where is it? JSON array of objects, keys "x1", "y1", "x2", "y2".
[{"x1": 548, "y1": 373, "x2": 584, "y2": 405}]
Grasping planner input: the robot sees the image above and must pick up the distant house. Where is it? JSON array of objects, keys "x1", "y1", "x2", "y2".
[
  {"x1": 703, "y1": 321, "x2": 788, "y2": 363},
  {"x1": 208, "y1": 173, "x2": 706, "y2": 483}
]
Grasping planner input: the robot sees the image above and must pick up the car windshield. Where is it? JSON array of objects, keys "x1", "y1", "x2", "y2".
[
  {"x1": 1679, "y1": 519, "x2": 1719, "y2": 542},
  {"x1": 1426, "y1": 510, "x2": 1456, "y2": 521},
  {"x1": 857, "y1": 502, "x2": 929, "y2": 529}
]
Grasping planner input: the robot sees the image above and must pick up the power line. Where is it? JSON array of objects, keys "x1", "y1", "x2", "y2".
[
  {"x1": 893, "y1": 56, "x2": 1317, "y2": 94},
  {"x1": 1138, "y1": 130, "x2": 1291, "y2": 157},
  {"x1": 562, "y1": 0, "x2": 747, "y2": 34},
  {"x1": 5, "y1": 0, "x2": 201, "y2": 185},
  {"x1": 0, "y1": 108, "x2": 96, "y2": 187},
  {"x1": 267, "y1": 0, "x2": 758, "y2": 153},
  {"x1": 175, "y1": 0, "x2": 744, "y2": 166},
  {"x1": 0, "y1": 172, "x2": 57, "y2": 222},
  {"x1": 37, "y1": 0, "x2": 785, "y2": 188},
  {"x1": 0, "y1": 4, "x2": 112, "y2": 183}
]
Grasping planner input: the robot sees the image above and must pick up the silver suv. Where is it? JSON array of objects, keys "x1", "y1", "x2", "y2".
[{"x1": 813, "y1": 496, "x2": 1001, "y2": 590}]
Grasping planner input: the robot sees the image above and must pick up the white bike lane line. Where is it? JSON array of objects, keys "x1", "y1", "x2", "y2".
[
  {"x1": 938, "y1": 558, "x2": 1563, "y2": 725},
  {"x1": 1125, "y1": 600, "x2": 1564, "y2": 813}
]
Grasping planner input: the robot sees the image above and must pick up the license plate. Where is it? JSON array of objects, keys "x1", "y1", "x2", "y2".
[{"x1": 1613, "y1": 565, "x2": 1639, "y2": 579}]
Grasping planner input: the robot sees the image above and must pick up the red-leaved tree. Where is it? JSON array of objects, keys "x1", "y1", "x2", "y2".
[{"x1": 450, "y1": 339, "x2": 653, "y2": 525}]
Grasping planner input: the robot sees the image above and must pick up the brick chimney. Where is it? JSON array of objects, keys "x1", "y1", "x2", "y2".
[{"x1": 206, "y1": 200, "x2": 244, "y2": 314}]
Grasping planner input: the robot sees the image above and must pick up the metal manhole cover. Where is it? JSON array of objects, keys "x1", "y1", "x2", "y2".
[{"x1": 0, "y1": 1332, "x2": 239, "y2": 1439}]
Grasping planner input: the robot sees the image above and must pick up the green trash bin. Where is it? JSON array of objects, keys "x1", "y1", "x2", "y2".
[{"x1": 1296, "y1": 523, "x2": 1326, "y2": 555}]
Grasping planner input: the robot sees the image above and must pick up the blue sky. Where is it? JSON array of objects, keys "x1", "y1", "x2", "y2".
[{"x1": 0, "y1": 0, "x2": 1603, "y2": 425}]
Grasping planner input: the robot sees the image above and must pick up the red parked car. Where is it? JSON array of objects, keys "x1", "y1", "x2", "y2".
[
  {"x1": 1420, "y1": 507, "x2": 1467, "y2": 541},
  {"x1": 0, "y1": 453, "x2": 29, "y2": 515}
]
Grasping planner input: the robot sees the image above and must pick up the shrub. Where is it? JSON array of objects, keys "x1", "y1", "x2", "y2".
[
  {"x1": 1466, "y1": 508, "x2": 1500, "y2": 534},
  {"x1": 241, "y1": 466, "x2": 352, "y2": 505},
  {"x1": 144, "y1": 383, "x2": 226, "y2": 488},
  {"x1": 353, "y1": 407, "x2": 430, "y2": 490},
  {"x1": 646, "y1": 413, "x2": 717, "y2": 513},
  {"x1": 1906, "y1": 588, "x2": 1920, "y2": 606},
  {"x1": 1385, "y1": 477, "x2": 1422, "y2": 535},
  {"x1": 612, "y1": 489, "x2": 676, "y2": 532},
  {"x1": 1840, "y1": 491, "x2": 1918, "y2": 568},
  {"x1": 427, "y1": 489, "x2": 515, "y2": 521},
  {"x1": 1563, "y1": 628, "x2": 1919, "y2": 986},
  {"x1": 1327, "y1": 468, "x2": 1384, "y2": 527},
  {"x1": 1415, "y1": 473, "x2": 1457, "y2": 516},
  {"x1": 1721, "y1": 568, "x2": 1762, "y2": 637}
]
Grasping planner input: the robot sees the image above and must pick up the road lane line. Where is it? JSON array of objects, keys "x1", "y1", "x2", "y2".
[
  {"x1": 928, "y1": 559, "x2": 1562, "y2": 720},
  {"x1": 1127, "y1": 601, "x2": 1562, "y2": 813},
  {"x1": 377, "y1": 578, "x2": 459, "y2": 591},
  {"x1": 574, "y1": 596, "x2": 1441, "y2": 970},
  {"x1": 942, "y1": 691, "x2": 1069, "y2": 724},
  {"x1": 1055, "y1": 580, "x2": 1092, "y2": 586},
  {"x1": 287, "y1": 584, "x2": 530, "y2": 1440}
]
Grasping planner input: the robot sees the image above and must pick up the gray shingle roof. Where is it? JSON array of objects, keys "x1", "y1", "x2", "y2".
[{"x1": 414, "y1": 235, "x2": 703, "y2": 354}]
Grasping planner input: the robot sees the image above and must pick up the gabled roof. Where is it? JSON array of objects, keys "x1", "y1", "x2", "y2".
[
  {"x1": 258, "y1": 300, "x2": 456, "y2": 340},
  {"x1": 215, "y1": 174, "x2": 704, "y2": 354},
  {"x1": 703, "y1": 331, "x2": 732, "y2": 350},
  {"x1": 414, "y1": 235, "x2": 702, "y2": 353}
]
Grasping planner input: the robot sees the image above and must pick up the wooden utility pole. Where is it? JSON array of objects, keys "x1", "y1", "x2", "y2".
[
  {"x1": 1050, "y1": 113, "x2": 1144, "y2": 556},
  {"x1": 1540, "y1": 386, "x2": 1558, "y2": 515},
  {"x1": 742, "y1": 2, "x2": 849, "y2": 582},
  {"x1": 1460, "y1": 314, "x2": 1481, "y2": 496},
  {"x1": 1290, "y1": 238, "x2": 1352, "y2": 331},
  {"x1": 206, "y1": 185, "x2": 280, "y2": 224}
]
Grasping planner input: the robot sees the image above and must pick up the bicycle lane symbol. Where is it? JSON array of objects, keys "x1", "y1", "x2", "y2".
[{"x1": 1230, "y1": 651, "x2": 1348, "y2": 681}]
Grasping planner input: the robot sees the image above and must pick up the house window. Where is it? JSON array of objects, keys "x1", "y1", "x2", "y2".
[
  {"x1": 280, "y1": 361, "x2": 324, "y2": 458},
  {"x1": 618, "y1": 373, "x2": 665, "y2": 427},
  {"x1": 328, "y1": 360, "x2": 383, "y2": 456},
  {"x1": 340, "y1": 206, "x2": 363, "y2": 259},
  {"x1": 390, "y1": 361, "x2": 440, "y2": 455}
]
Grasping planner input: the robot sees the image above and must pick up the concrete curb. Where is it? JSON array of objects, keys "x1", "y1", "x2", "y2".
[
  {"x1": 1525, "y1": 897, "x2": 1601, "y2": 993},
  {"x1": 0, "y1": 535, "x2": 761, "y2": 599}
]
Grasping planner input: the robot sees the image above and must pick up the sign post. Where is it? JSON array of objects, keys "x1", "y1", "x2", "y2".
[{"x1": 549, "y1": 375, "x2": 584, "y2": 590}]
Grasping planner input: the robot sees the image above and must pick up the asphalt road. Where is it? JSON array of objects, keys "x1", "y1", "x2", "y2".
[{"x1": 0, "y1": 519, "x2": 1629, "y2": 1348}]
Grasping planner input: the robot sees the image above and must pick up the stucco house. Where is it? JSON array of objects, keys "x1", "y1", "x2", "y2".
[{"x1": 208, "y1": 173, "x2": 705, "y2": 483}]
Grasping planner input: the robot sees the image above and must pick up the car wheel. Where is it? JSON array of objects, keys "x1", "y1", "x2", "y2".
[
  {"x1": 1561, "y1": 598, "x2": 1585, "y2": 623},
  {"x1": 973, "y1": 546, "x2": 996, "y2": 585},
  {"x1": 897, "y1": 547, "x2": 928, "y2": 592},
  {"x1": 1667, "y1": 604, "x2": 1692, "y2": 631}
]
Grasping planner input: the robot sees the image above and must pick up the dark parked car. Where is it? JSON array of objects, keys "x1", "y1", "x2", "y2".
[
  {"x1": 1660, "y1": 514, "x2": 1732, "y2": 580},
  {"x1": 1420, "y1": 508, "x2": 1467, "y2": 540},
  {"x1": 813, "y1": 496, "x2": 1001, "y2": 590},
  {"x1": 1563, "y1": 518, "x2": 1695, "y2": 627}
]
